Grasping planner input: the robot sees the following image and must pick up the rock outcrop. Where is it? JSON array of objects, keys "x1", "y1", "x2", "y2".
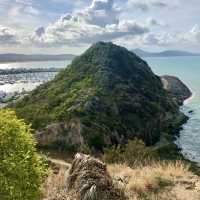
[
  {"x1": 161, "y1": 75, "x2": 192, "y2": 105},
  {"x1": 13, "y1": 42, "x2": 185, "y2": 150},
  {"x1": 51, "y1": 153, "x2": 125, "y2": 200}
]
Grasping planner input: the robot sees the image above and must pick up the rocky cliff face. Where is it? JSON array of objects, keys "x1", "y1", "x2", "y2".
[
  {"x1": 161, "y1": 75, "x2": 192, "y2": 105},
  {"x1": 13, "y1": 42, "x2": 184, "y2": 151}
]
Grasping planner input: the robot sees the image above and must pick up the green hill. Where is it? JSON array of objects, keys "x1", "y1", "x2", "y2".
[{"x1": 12, "y1": 42, "x2": 184, "y2": 151}]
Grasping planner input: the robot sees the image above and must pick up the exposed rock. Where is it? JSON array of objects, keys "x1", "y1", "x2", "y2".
[
  {"x1": 53, "y1": 153, "x2": 126, "y2": 200},
  {"x1": 161, "y1": 75, "x2": 192, "y2": 105},
  {"x1": 13, "y1": 42, "x2": 186, "y2": 150},
  {"x1": 35, "y1": 119, "x2": 85, "y2": 150},
  {"x1": 189, "y1": 110, "x2": 194, "y2": 114}
]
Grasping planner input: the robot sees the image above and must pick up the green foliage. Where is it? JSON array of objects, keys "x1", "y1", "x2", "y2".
[
  {"x1": 0, "y1": 109, "x2": 47, "y2": 200},
  {"x1": 12, "y1": 65, "x2": 96, "y2": 130},
  {"x1": 88, "y1": 134, "x2": 105, "y2": 150},
  {"x1": 11, "y1": 42, "x2": 179, "y2": 150},
  {"x1": 103, "y1": 139, "x2": 158, "y2": 167},
  {"x1": 103, "y1": 145, "x2": 125, "y2": 164},
  {"x1": 80, "y1": 143, "x2": 92, "y2": 155}
]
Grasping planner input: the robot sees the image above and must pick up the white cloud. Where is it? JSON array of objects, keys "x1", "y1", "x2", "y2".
[
  {"x1": 1, "y1": 0, "x2": 199, "y2": 53},
  {"x1": 145, "y1": 17, "x2": 167, "y2": 27},
  {"x1": 143, "y1": 25, "x2": 200, "y2": 47},
  {"x1": 79, "y1": 0, "x2": 120, "y2": 27},
  {"x1": 0, "y1": 25, "x2": 20, "y2": 45},
  {"x1": 29, "y1": 0, "x2": 149, "y2": 47},
  {"x1": 115, "y1": 24, "x2": 200, "y2": 50},
  {"x1": 15, "y1": 0, "x2": 32, "y2": 6},
  {"x1": 141, "y1": 33, "x2": 176, "y2": 45},
  {"x1": 127, "y1": 0, "x2": 168, "y2": 11},
  {"x1": 181, "y1": 25, "x2": 200, "y2": 43}
]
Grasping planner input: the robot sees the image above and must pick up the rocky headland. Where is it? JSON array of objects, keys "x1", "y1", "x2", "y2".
[
  {"x1": 7, "y1": 42, "x2": 196, "y2": 200},
  {"x1": 161, "y1": 75, "x2": 192, "y2": 105},
  {"x1": 11, "y1": 42, "x2": 191, "y2": 154}
]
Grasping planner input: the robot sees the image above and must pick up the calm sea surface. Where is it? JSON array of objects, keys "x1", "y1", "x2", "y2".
[
  {"x1": 1, "y1": 57, "x2": 200, "y2": 163},
  {"x1": 0, "y1": 60, "x2": 70, "y2": 69},
  {"x1": 146, "y1": 56, "x2": 200, "y2": 163}
]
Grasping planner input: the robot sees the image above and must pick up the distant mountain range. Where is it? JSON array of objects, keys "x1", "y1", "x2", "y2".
[
  {"x1": 132, "y1": 49, "x2": 200, "y2": 57},
  {"x1": 0, "y1": 54, "x2": 76, "y2": 63},
  {"x1": 0, "y1": 48, "x2": 199, "y2": 63}
]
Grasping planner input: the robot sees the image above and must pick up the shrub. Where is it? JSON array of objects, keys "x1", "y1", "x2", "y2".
[
  {"x1": 0, "y1": 109, "x2": 47, "y2": 200},
  {"x1": 123, "y1": 140, "x2": 158, "y2": 167},
  {"x1": 103, "y1": 139, "x2": 158, "y2": 167},
  {"x1": 103, "y1": 145, "x2": 125, "y2": 164}
]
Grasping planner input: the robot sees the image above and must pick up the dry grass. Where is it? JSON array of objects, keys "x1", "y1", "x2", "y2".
[
  {"x1": 108, "y1": 161, "x2": 200, "y2": 200},
  {"x1": 42, "y1": 164, "x2": 71, "y2": 200},
  {"x1": 42, "y1": 158, "x2": 200, "y2": 200}
]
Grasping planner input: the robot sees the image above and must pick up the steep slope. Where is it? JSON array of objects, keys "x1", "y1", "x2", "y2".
[
  {"x1": 161, "y1": 75, "x2": 192, "y2": 105},
  {"x1": 12, "y1": 42, "x2": 182, "y2": 151}
]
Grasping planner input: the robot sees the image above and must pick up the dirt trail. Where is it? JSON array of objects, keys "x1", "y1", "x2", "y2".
[{"x1": 47, "y1": 157, "x2": 71, "y2": 168}]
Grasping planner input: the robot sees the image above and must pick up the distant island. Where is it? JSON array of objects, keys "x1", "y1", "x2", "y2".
[
  {"x1": 0, "y1": 53, "x2": 76, "y2": 63},
  {"x1": 1, "y1": 49, "x2": 199, "y2": 63},
  {"x1": 132, "y1": 48, "x2": 200, "y2": 57}
]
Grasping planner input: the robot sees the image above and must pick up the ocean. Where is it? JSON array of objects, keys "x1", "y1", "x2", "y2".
[
  {"x1": 0, "y1": 60, "x2": 70, "y2": 69},
  {"x1": 146, "y1": 56, "x2": 200, "y2": 164},
  {"x1": 0, "y1": 57, "x2": 200, "y2": 163}
]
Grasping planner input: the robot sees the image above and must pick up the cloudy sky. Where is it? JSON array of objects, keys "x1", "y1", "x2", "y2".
[{"x1": 0, "y1": 0, "x2": 200, "y2": 54}]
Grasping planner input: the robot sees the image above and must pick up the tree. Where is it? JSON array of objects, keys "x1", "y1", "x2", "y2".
[{"x1": 0, "y1": 109, "x2": 46, "y2": 200}]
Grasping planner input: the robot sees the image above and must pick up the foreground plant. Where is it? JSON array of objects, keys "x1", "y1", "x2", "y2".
[
  {"x1": 0, "y1": 109, "x2": 47, "y2": 200},
  {"x1": 103, "y1": 139, "x2": 158, "y2": 167}
]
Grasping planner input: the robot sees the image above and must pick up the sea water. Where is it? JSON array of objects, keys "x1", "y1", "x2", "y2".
[
  {"x1": 146, "y1": 56, "x2": 200, "y2": 163},
  {"x1": 0, "y1": 60, "x2": 70, "y2": 69}
]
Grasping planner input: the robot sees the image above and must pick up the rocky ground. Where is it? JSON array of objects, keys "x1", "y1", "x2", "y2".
[{"x1": 43, "y1": 154, "x2": 200, "y2": 200}]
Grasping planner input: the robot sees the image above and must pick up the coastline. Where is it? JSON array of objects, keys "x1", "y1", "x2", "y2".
[
  {"x1": 177, "y1": 90, "x2": 200, "y2": 174},
  {"x1": 183, "y1": 91, "x2": 195, "y2": 105}
]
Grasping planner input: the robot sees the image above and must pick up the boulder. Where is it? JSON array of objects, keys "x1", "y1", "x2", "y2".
[{"x1": 66, "y1": 153, "x2": 126, "y2": 200}]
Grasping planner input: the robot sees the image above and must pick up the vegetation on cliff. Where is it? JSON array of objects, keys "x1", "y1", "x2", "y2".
[
  {"x1": 12, "y1": 42, "x2": 183, "y2": 151},
  {"x1": 0, "y1": 110, "x2": 47, "y2": 200}
]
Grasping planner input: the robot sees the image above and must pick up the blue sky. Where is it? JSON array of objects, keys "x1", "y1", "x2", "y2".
[{"x1": 0, "y1": 0, "x2": 200, "y2": 54}]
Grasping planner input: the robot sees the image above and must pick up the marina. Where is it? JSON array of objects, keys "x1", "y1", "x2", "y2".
[{"x1": 0, "y1": 67, "x2": 62, "y2": 105}]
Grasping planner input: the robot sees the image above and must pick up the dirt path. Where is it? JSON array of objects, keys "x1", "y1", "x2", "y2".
[{"x1": 47, "y1": 157, "x2": 71, "y2": 168}]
